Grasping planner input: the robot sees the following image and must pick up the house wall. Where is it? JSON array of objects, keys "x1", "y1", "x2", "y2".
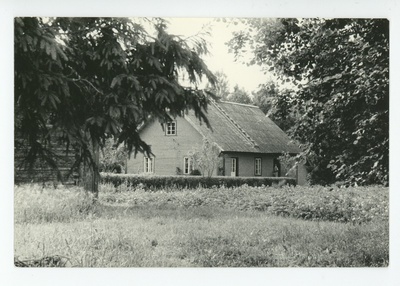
[
  {"x1": 126, "y1": 117, "x2": 204, "y2": 175},
  {"x1": 222, "y1": 152, "x2": 275, "y2": 177},
  {"x1": 126, "y1": 118, "x2": 307, "y2": 183},
  {"x1": 296, "y1": 162, "x2": 308, "y2": 185},
  {"x1": 15, "y1": 131, "x2": 78, "y2": 184},
  {"x1": 275, "y1": 158, "x2": 308, "y2": 185}
]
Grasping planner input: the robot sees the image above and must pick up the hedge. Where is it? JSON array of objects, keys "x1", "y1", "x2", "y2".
[{"x1": 100, "y1": 173, "x2": 296, "y2": 189}]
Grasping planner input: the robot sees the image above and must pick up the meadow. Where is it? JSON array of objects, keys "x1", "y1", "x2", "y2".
[{"x1": 14, "y1": 183, "x2": 389, "y2": 267}]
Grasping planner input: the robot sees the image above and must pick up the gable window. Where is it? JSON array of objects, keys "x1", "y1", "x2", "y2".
[
  {"x1": 183, "y1": 157, "x2": 193, "y2": 175},
  {"x1": 144, "y1": 157, "x2": 154, "y2": 173},
  {"x1": 255, "y1": 158, "x2": 262, "y2": 176},
  {"x1": 165, "y1": 121, "x2": 177, "y2": 136}
]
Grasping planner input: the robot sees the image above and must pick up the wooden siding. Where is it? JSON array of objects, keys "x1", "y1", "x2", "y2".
[
  {"x1": 126, "y1": 117, "x2": 203, "y2": 175},
  {"x1": 296, "y1": 163, "x2": 308, "y2": 185},
  {"x1": 14, "y1": 142, "x2": 78, "y2": 184},
  {"x1": 222, "y1": 153, "x2": 275, "y2": 177}
]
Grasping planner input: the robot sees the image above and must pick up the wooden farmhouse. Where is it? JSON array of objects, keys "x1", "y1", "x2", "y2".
[{"x1": 127, "y1": 100, "x2": 307, "y2": 184}]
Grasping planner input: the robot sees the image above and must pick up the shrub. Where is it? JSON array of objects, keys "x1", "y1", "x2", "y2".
[
  {"x1": 190, "y1": 169, "x2": 202, "y2": 176},
  {"x1": 97, "y1": 183, "x2": 388, "y2": 225},
  {"x1": 100, "y1": 173, "x2": 296, "y2": 189}
]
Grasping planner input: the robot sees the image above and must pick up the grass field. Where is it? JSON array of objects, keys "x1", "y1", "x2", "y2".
[{"x1": 14, "y1": 183, "x2": 389, "y2": 267}]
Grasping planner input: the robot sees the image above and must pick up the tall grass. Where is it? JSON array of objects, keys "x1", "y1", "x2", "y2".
[
  {"x1": 14, "y1": 184, "x2": 97, "y2": 224},
  {"x1": 14, "y1": 183, "x2": 389, "y2": 267}
]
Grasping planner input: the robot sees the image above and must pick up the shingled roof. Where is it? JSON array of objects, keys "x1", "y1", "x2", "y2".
[{"x1": 184, "y1": 100, "x2": 300, "y2": 154}]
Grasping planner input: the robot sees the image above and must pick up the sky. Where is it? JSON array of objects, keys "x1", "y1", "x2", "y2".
[{"x1": 165, "y1": 18, "x2": 269, "y2": 94}]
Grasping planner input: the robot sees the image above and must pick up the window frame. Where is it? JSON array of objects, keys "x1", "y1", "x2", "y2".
[
  {"x1": 165, "y1": 121, "x2": 177, "y2": 136},
  {"x1": 183, "y1": 156, "x2": 192, "y2": 175},
  {"x1": 254, "y1": 157, "x2": 262, "y2": 176},
  {"x1": 231, "y1": 157, "x2": 238, "y2": 177},
  {"x1": 143, "y1": 157, "x2": 154, "y2": 173}
]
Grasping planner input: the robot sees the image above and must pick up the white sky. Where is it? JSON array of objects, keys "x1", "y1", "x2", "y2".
[{"x1": 165, "y1": 18, "x2": 269, "y2": 94}]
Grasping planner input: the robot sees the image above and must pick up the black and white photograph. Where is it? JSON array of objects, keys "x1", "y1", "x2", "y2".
[{"x1": 1, "y1": 0, "x2": 399, "y2": 285}]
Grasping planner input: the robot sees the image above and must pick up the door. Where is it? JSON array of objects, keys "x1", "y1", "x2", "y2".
[{"x1": 231, "y1": 157, "x2": 238, "y2": 177}]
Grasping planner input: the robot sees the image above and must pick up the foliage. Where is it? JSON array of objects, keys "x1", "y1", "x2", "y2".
[
  {"x1": 100, "y1": 183, "x2": 388, "y2": 225},
  {"x1": 252, "y1": 81, "x2": 278, "y2": 114},
  {"x1": 190, "y1": 169, "x2": 202, "y2": 176},
  {"x1": 228, "y1": 18, "x2": 389, "y2": 186},
  {"x1": 14, "y1": 17, "x2": 216, "y2": 196},
  {"x1": 205, "y1": 70, "x2": 230, "y2": 100},
  {"x1": 227, "y1": 84, "x2": 252, "y2": 104},
  {"x1": 99, "y1": 138, "x2": 127, "y2": 173},
  {"x1": 253, "y1": 82, "x2": 297, "y2": 132},
  {"x1": 15, "y1": 255, "x2": 69, "y2": 267},
  {"x1": 100, "y1": 173, "x2": 296, "y2": 189},
  {"x1": 188, "y1": 138, "x2": 221, "y2": 177},
  {"x1": 277, "y1": 152, "x2": 299, "y2": 177}
]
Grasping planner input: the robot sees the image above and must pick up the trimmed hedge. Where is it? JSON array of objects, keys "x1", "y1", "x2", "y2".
[{"x1": 100, "y1": 173, "x2": 296, "y2": 189}]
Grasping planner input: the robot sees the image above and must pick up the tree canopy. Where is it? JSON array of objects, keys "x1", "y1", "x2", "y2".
[
  {"x1": 228, "y1": 84, "x2": 252, "y2": 104},
  {"x1": 15, "y1": 17, "x2": 216, "y2": 194},
  {"x1": 229, "y1": 18, "x2": 389, "y2": 185},
  {"x1": 205, "y1": 70, "x2": 230, "y2": 100},
  {"x1": 252, "y1": 81, "x2": 296, "y2": 132}
]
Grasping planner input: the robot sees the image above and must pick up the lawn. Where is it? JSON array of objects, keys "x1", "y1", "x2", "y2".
[{"x1": 14, "y1": 183, "x2": 389, "y2": 267}]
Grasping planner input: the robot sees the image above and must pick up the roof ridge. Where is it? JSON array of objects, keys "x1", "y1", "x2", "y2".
[
  {"x1": 219, "y1": 100, "x2": 259, "y2": 108},
  {"x1": 211, "y1": 99, "x2": 259, "y2": 149}
]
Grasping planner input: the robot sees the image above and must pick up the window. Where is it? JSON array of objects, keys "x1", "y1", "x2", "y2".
[
  {"x1": 165, "y1": 121, "x2": 177, "y2": 135},
  {"x1": 231, "y1": 157, "x2": 238, "y2": 177},
  {"x1": 255, "y1": 158, "x2": 262, "y2": 176},
  {"x1": 183, "y1": 157, "x2": 193, "y2": 174},
  {"x1": 144, "y1": 157, "x2": 154, "y2": 173}
]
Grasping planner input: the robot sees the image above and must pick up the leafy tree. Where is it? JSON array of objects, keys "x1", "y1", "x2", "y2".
[
  {"x1": 229, "y1": 18, "x2": 389, "y2": 185},
  {"x1": 188, "y1": 138, "x2": 221, "y2": 177},
  {"x1": 252, "y1": 81, "x2": 278, "y2": 114},
  {"x1": 99, "y1": 138, "x2": 127, "y2": 173},
  {"x1": 205, "y1": 70, "x2": 230, "y2": 100},
  {"x1": 14, "y1": 17, "x2": 216, "y2": 198},
  {"x1": 252, "y1": 82, "x2": 296, "y2": 132},
  {"x1": 228, "y1": 84, "x2": 252, "y2": 104}
]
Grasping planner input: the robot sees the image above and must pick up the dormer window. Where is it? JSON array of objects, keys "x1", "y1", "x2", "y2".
[{"x1": 165, "y1": 121, "x2": 177, "y2": 136}]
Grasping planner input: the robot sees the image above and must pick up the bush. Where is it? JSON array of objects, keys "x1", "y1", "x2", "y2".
[
  {"x1": 98, "y1": 183, "x2": 388, "y2": 225},
  {"x1": 100, "y1": 173, "x2": 296, "y2": 189},
  {"x1": 190, "y1": 169, "x2": 202, "y2": 176}
]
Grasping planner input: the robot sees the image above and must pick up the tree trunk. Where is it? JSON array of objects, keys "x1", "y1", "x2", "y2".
[{"x1": 90, "y1": 140, "x2": 100, "y2": 201}]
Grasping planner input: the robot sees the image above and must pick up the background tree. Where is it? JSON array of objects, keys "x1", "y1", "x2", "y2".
[
  {"x1": 205, "y1": 70, "x2": 230, "y2": 100},
  {"x1": 252, "y1": 82, "x2": 296, "y2": 132},
  {"x1": 252, "y1": 81, "x2": 278, "y2": 114},
  {"x1": 229, "y1": 18, "x2": 389, "y2": 185},
  {"x1": 99, "y1": 138, "x2": 127, "y2": 173},
  {"x1": 14, "y1": 17, "x2": 216, "y2": 198},
  {"x1": 228, "y1": 84, "x2": 252, "y2": 104}
]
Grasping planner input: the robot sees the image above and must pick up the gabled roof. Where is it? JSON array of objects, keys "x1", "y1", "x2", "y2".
[{"x1": 184, "y1": 100, "x2": 300, "y2": 154}]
